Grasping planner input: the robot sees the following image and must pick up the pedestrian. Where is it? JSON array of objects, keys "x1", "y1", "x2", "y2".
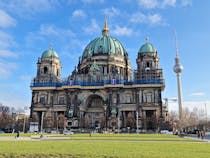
[
  {"x1": 197, "y1": 131, "x2": 200, "y2": 138},
  {"x1": 16, "y1": 131, "x2": 19, "y2": 138},
  {"x1": 201, "y1": 131, "x2": 205, "y2": 139}
]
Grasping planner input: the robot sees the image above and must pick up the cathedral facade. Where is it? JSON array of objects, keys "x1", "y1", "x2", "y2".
[{"x1": 30, "y1": 21, "x2": 166, "y2": 133}]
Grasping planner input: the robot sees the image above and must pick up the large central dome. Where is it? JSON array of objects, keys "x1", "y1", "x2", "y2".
[
  {"x1": 77, "y1": 20, "x2": 131, "y2": 80},
  {"x1": 82, "y1": 21, "x2": 127, "y2": 60}
]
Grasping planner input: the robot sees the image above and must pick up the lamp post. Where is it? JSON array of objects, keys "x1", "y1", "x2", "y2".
[
  {"x1": 12, "y1": 112, "x2": 16, "y2": 133},
  {"x1": 103, "y1": 104, "x2": 107, "y2": 131},
  {"x1": 136, "y1": 111, "x2": 139, "y2": 134},
  {"x1": 118, "y1": 109, "x2": 121, "y2": 134},
  {"x1": 40, "y1": 111, "x2": 44, "y2": 133}
]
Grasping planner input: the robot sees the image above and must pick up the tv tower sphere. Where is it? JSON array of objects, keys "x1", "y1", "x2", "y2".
[{"x1": 174, "y1": 57, "x2": 183, "y2": 74}]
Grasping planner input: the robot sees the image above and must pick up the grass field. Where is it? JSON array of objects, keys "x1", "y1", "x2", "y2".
[{"x1": 0, "y1": 134, "x2": 209, "y2": 158}]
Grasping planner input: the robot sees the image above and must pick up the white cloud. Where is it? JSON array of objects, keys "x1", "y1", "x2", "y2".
[
  {"x1": 0, "y1": 31, "x2": 16, "y2": 49},
  {"x1": 102, "y1": 7, "x2": 120, "y2": 17},
  {"x1": 180, "y1": 0, "x2": 192, "y2": 7},
  {"x1": 0, "y1": 0, "x2": 59, "y2": 18},
  {"x1": 130, "y1": 12, "x2": 146, "y2": 23},
  {"x1": 72, "y1": 9, "x2": 86, "y2": 18},
  {"x1": 25, "y1": 24, "x2": 76, "y2": 50},
  {"x1": 19, "y1": 75, "x2": 32, "y2": 82},
  {"x1": 0, "y1": 60, "x2": 17, "y2": 79},
  {"x1": 148, "y1": 14, "x2": 162, "y2": 24},
  {"x1": 0, "y1": 91, "x2": 30, "y2": 109},
  {"x1": 112, "y1": 25, "x2": 133, "y2": 36},
  {"x1": 162, "y1": 0, "x2": 176, "y2": 7},
  {"x1": 81, "y1": 0, "x2": 104, "y2": 3},
  {"x1": 0, "y1": 50, "x2": 17, "y2": 58},
  {"x1": 168, "y1": 101, "x2": 210, "y2": 117},
  {"x1": 137, "y1": 0, "x2": 159, "y2": 9},
  {"x1": 190, "y1": 92, "x2": 205, "y2": 97},
  {"x1": 39, "y1": 24, "x2": 75, "y2": 37},
  {"x1": 130, "y1": 12, "x2": 163, "y2": 25},
  {"x1": 83, "y1": 19, "x2": 100, "y2": 34},
  {"x1": 0, "y1": 9, "x2": 16, "y2": 28},
  {"x1": 137, "y1": 0, "x2": 176, "y2": 9}
]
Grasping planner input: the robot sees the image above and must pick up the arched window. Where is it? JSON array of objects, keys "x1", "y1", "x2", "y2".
[
  {"x1": 57, "y1": 69, "x2": 59, "y2": 76},
  {"x1": 40, "y1": 96, "x2": 45, "y2": 104},
  {"x1": 59, "y1": 96, "x2": 65, "y2": 104},
  {"x1": 146, "y1": 62, "x2": 150, "y2": 68},
  {"x1": 98, "y1": 45, "x2": 103, "y2": 53},
  {"x1": 44, "y1": 67, "x2": 48, "y2": 74}
]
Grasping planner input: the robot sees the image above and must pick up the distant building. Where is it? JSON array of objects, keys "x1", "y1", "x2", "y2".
[{"x1": 30, "y1": 21, "x2": 166, "y2": 132}]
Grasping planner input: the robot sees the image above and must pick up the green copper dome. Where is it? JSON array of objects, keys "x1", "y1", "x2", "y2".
[
  {"x1": 82, "y1": 21, "x2": 127, "y2": 60},
  {"x1": 41, "y1": 47, "x2": 59, "y2": 59},
  {"x1": 139, "y1": 37, "x2": 156, "y2": 54}
]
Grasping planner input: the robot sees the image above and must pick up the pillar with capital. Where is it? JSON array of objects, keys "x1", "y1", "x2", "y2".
[
  {"x1": 79, "y1": 106, "x2": 84, "y2": 128},
  {"x1": 103, "y1": 104, "x2": 107, "y2": 130}
]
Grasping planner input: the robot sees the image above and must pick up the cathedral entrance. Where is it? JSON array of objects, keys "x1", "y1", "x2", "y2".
[
  {"x1": 83, "y1": 95, "x2": 105, "y2": 129},
  {"x1": 146, "y1": 110, "x2": 156, "y2": 130}
]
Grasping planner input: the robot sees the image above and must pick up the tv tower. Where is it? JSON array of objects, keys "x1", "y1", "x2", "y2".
[{"x1": 173, "y1": 31, "x2": 184, "y2": 120}]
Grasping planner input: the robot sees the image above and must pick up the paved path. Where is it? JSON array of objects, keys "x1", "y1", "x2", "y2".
[
  {"x1": 0, "y1": 136, "x2": 71, "y2": 141},
  {"x1": 184, "y1": 136, "x2": 210, "y2": 143},
  {"x1": 0, "y1": 136, "x2": 209, "y2": 143}
]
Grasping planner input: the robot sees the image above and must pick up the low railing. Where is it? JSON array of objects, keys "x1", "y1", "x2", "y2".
[{"x1": 31, "y1": 79, "x2": 164, "y2": 87}]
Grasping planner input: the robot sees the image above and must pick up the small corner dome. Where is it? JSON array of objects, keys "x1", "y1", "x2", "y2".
[
  {"x1": 41, "y1": 47, "x2": 59, "y2": 59},
  {"x1": 138, "y1": 37, "x2": 156, "y2": 54}
]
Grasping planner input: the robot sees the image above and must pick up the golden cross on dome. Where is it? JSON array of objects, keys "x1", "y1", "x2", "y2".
[
  {"x1": 102, "y1": 15, "x2": 109, "y2": 35},
  {"x1": 49, "y1": 43, "x2": 53, "y2": 50},
  {"x1": 146, "y1": 37, "x2": 149, "y2": 43}
]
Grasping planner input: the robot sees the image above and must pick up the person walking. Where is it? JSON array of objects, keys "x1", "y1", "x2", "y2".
[{"x1": 15, "y1": 131, "x2": 20, "y2": 138}]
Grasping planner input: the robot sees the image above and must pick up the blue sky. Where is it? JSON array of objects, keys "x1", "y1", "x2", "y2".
[{"x1": 0, "y1": 0, "x2": 209, "y2": 115}]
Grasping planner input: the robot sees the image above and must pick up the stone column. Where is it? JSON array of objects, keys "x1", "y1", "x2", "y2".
[
  {"x1": 65, "y1": 91, "x2": 70, "y2": 118},
  {"x1": 143, "y1": 110, "x2": 147, "y2": 130},
  {"x1": 47, "y1": 91, "x2": 51, "y2": 105},
  {"x1": 117, "y1": 109, "x2": 121, "y2": 133},
  {"x1": 79, "y1": 110, "x2": 84, "y2": 128},
  {"x1": 117, "y1": 90, "x2": 120, "y2": 105},
  {"x1": 123, "y1": 111, "x2": 126, "y2": 127},
  {"x1": 74, "y1": 93, "x2": 78, "y2": 117},
  {"x1": 30, "y1": 92, "x2": 35, "y2": 118},
  {"x1": 108, "y1": 90, "x2": 112, "y2": 116},
  {"x1": 158, "y1": 89, "x2": 163, "y2": 117},
  {"x1": 136, "y1": 90, "x2": 140, "y2": 111},
  {"x1": 141, "y1": 90, "x2": 144, "y2": 103},
  {"x1": 103, "y1": 105, "x2": 107, "y2": 130}
]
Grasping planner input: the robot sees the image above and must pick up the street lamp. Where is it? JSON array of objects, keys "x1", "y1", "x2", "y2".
[
  {"x1": 117, "y1": 105, "x2": 122, "y2": 134},
  {"x1": 136, "y1": 111, "x2": 139, "y2": 134},
  {"x1": 103, "y1": 104, "x2": 107, "y2": 131}
]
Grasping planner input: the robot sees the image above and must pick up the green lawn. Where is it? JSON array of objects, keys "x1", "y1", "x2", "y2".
[{"x1": 0, "y1": 134, "x2": 209, "y2": 158}]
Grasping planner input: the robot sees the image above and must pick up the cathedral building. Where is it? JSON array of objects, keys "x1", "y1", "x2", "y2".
[{"x1": 30, "y1": 21, "x2": 166, "y2": 132}]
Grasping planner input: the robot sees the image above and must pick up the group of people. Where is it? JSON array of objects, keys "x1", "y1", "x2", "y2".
[{"x1": 198, "y1": 130, "x2": 205, "y2": 139}]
